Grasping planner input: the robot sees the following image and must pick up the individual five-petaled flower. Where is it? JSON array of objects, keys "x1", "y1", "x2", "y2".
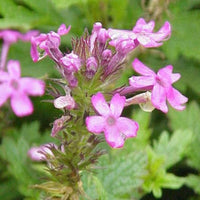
[
  {"x1": 86, "y1": 92, "x2": 138, "y2": 148},
  {"x1": 129, "y1": 58, "x2": 188, "y2": 113},
  {"x1": 108, "y1": 18, "x2": 171, "y2": 54},
  {"x1": 0, "y1": 60, "x2": 45, "y2": 117}
]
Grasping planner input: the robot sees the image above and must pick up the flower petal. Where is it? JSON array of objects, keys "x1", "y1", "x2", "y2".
[
  {"x1": 91, "y1": 92, "x2": 110, "y2": 116},
  {"x1": 137, "y1": 35, "x2": 163, "y2": 47},
  {"x1": 167, "y1": 87, "x2": 188, "y2": 111},
  {"x1": 110, "y1": 93, "x2": 125, "y2": 117},
  {"x1": 20, "y1": 78, "x2": 45, "y2": 96},
  {"x1": 7, "y1": 60, "x2": 21, "y2": 79},
  {"x1": 132, "y1": 58, "x2": 155, "y2": 76},
  {"x1": 133, "y1": 18, "x2": 155, "y2": 33},
  {"x1": 104, "y1": 126, "x2": 124, "y2": 148},
  {"x1": 117, "y1": 117, "x2": 138, "y2": 138},
  {"x1": 152, "y1": 21, "x2": 171, "y2": 42},
  {"x1": 0, "y1": 83, "x2": 11, "y2": 106},
  {"x1": 151, "y1": 83, "x2": 168, "y2": 113},
  {"x1": 129, "y1": 76, "x2": 155, "y2": 89},
  {"x1": 157, "y1": 65, "x2": 180, "y2": 84},
  {"x1": 11, "y1": 93, "x2": 33, "y2": 117},
  {"x1": 0, "y1": 70, "x2": 9, "y2": 82},
  {"x1": 86, "y1": 116, "x2": 105, "y2": 134}
]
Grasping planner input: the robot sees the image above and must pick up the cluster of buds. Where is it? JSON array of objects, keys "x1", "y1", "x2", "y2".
[
  {"x1": 0, "y1": 29, "x2": 45, "y2": 117},
  {"x1": 28, "y1": 18, "x2": 188, "y2": 199}
]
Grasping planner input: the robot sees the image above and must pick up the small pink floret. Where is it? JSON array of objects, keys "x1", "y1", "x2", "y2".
[
  {"x1": 129, "y1": 58, "x2": 188, "y2": 113},
  {"x1": 86, "y1": 92, "x2": 138, "y2": 148},
  {"x1": 0, "y1": 60, "x2": 45, "y2": 117}
]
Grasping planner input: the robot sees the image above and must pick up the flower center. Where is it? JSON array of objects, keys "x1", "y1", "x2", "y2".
[
  {"x1": 106, "y1": 116, "x2": 116, "y2": 126},
  {"x1": 10, "y1": 79, "x2": 19, "y2": 90}
]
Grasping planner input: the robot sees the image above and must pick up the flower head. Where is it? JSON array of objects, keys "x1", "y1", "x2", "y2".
[
  {"x1": 86, "y1": 92, "x2": 138, "y2": 148},
  {"x1": 108, "y1": 18, "x2": 171, "y2": 53},
  {"x1": 129, "y1": 58, "x2": 188, "y2": 113},
  {"x1": 0, "y1": 60, "x2": 45, "y2": 117}
]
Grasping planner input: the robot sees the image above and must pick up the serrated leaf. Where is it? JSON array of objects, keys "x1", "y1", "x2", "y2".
[
  {"x1": 0, "y1": 122, "x2": 54, "y2": 199},
  {"x1": 82, "y1": 151, "x2": 147, "y2": 200},
  {"x1": 162, "y1": 0, "x2": 200, "y2": 61},
  {"x1": 153, "y1": 129, "x2": 193, "y2": 168},
  {"x1": 168, "y1": 102, "x2": 200, "y2": 170}
]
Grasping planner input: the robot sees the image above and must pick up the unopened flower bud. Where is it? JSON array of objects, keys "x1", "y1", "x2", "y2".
[
  {"x1": 54, "y1": 94, "x2": 75, "y2": 110},
  {"x1": 51, "y1": 115, "x2": 71, "y2": 137},
  {"x1": 28, "y1": 143, "x2": 56, "y2": 161},
  {"x1": 60, "y1": 52, "x2": 81, "y2": 72},
  {"x1": 86, "y1": 57, "x2": 98, "y2": 79},
  {"x1": 102, "y1": 49, "x2": 112, "y2": 62}
]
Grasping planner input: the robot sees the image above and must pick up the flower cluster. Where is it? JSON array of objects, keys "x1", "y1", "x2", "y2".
[
  {"x1": 0, "y1": 29, "x2": 45, "y2": 117},
  {"x1": 29, "y1": 18, "x2": 187, "y2": 150}
]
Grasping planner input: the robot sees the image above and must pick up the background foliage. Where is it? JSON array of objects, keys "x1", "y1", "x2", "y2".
[{"x1": 0, "y1": 0, "x2": 200, "y2": 199}]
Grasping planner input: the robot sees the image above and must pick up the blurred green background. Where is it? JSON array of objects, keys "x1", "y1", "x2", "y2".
[{"x1": 1, "y1": 0, "x2": 200, "y2": 199}]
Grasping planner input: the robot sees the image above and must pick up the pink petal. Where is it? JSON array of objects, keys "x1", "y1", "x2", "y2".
[
  {"x1": 129, "y1": 76, "x2": 155, "y2": 89},
  {"x1": 0, "y1": 70, "x2": 9, "y2": 82},
  {"x1": 108, "y1": 29, "x2": 136, "y2": 40},
  {"x1": 57, "y1": 24, "x2": 71, "y2": 36},
  {"x1": 104, "y1": 126, "x2": 124, "y2": 148},
  {"x1": 20, "y1": 78, "x2": 45, "y2": 96},
  {"x1": 91, "y1": 92, "x2": 110, "y2": 116},
  {"x1": 153, "y1": 21, "x2": 171, "y2": 41},
  {"x1": 7, "y1": 60, "x2": 21, "y2": 79},
  {"x1": 117, "y1": 117, "x2": 138, "y2": 138},
  {"x1": 157, "y1": 65, "x2": 180, "y2": 84},
  {"x1": 151, "y1": 83, "x2": 168, "y2": 113},
  {"x1": 11, "y1": 93, "x2": 33, "y2": 117},
  {"x1": 167, "y1": 87, "x2": 188, "y2": 111},
  {"x1": 137, "y1": 35, "x2": 163, "y2": 47},
  {"x1": 0, "y1": 83, "x2": 11, "y2": 106},
  {"x1": 19, "y1": 30, "x2": 39, "y2": 41},
  {"x1": 132, "y1": 58, "x2": 155, "y2": 76},
  {"x1": 110, "y1": 93, "x2": 125, "y2": 117},
  {"x1": 133, "y1": 18, "x2": 147, "y2": 32},
  {"x1": 30, "y1": 38, "x2": 40, "y2": 62},
  {"x1": 86, "y1": 116, "x2": 105, "y2": 134}
]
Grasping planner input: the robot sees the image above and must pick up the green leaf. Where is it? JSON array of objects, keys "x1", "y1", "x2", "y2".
[
  {"x1": 0, "y1": 0, "x2": 64, "y2": 30},
  {"x1": 162, "y1": 0, "x2": 200, "y2": 61},
  {"x1": 82, "y1": 151, "x2": 147, "y2": 200},
  {"x1": 153, "y1": 129, "x2": 193, "y2": 168},
  {"x1": 168, "y1": 102, "x2": 200, "y2": 170},
  {"x1": 185, "y1": 175, "x2": 200, "y2": 195},
  {"x1": 142, "y1": 146, "x2": 185, "y2": 198},
  {"x1": 0, "y1": 122, "x2": 54, "y2": 199}
]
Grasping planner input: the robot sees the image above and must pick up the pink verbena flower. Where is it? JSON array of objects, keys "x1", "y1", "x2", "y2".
[
  {"x1": 0, "y1": 60, "x2": 45, "y2": 117},
  {"x1": 0, "y1": 29, "x2": 39, "y2": 70},
  {"x1": 129, "y1": 58, "x2": 188, "y2": 113},
  {"x1": 108, "y1": 18, "x2": 171, "y2": 53},
  {"x1": 86, "y1": 92, "x2": 138, "y2": 148},
  {"x1": 31, "y1": 24, "x2": 71, "y2": 62}
]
